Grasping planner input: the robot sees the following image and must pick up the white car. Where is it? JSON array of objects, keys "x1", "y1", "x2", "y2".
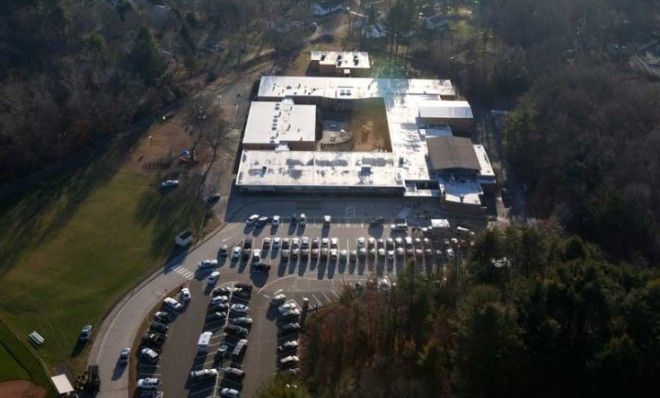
[
  {"x1": 252, "y1": 249, "x2": 262, "y2": 263},
  {"x1": 277, "y1": 340, "x2": 299, "y2": 351},
  {"x1": 208, "y1": 271, "x2": 220, "y2": 285},
  {"x1": 232, "y1": 247, "x2": 241, "y2": 259},
  {"x1": 190, "y1": 368, "x2": 218, "y2": 378},
  {"x1": 357, "y1": 237, "x2": 366, "y2": 247},
  {"x1": 340, "y1": 249, "x2": 348, "y2": 259},
  {"x1": 246, "y1": 214, "x2": 259, "y2": 225},
  {"x1": 198, "y1": 259, "x2": 218, "y2": 268},
  {"x1": 160, "y1": 179, "x2": 179, "y2": 188},
  {"x1": 181, "y1": 287, "x2": 191, "y2": 301},
  {"x1": 221, "y1": 387, "x2": 240, "y2": 397},
  {"x1": 163, "y1": 297, "x2": 183, "y2": 311},
  {"x1": 137, "y1": 377, "x2": 159, "y2": 389},
  {"x1": 279, "y1": 355, "x2": 300, "y2": 366},
  {"x1": 330, "y1": 237, "x2": 338, "y2": 248},
  {"x1": 273, "y1": 237, "x2": 282, "y2": 247},
  {"x1": 270, "y1": 293, "x2": 286, "y2": 306},
  {"x1": 299, "y1": 213, "x2": 306, "y2": 224},
  {"x1": 119, "y1": 347, "x2": 130, "y2": 362},
  {"x1": 140, "y1": 348, "x2": 159, "y2": 362},
  {"x1": 272, "y1": 215, "x2": 281, "y2": 225},
  {"x1": 323, "y1": 215, "x2": 331, "y2": 224}
]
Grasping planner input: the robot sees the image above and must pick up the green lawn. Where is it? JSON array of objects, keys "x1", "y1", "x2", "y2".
[
  {"x1": 0, "y1": 320, "x2": 56, "y2": 396},
  {"x1": 0, "y1": 142, "x2": 206, "y2": 378}
]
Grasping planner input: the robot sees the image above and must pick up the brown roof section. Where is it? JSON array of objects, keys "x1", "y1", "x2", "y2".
[{"x1": 427, "y1": 136, "x2": 480, "y2": 171}]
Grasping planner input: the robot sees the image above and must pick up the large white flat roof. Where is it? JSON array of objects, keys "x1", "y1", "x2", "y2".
[
  {"x1": 243, "y1": 100, "x2": 316, "y2": 145},
  {"x1": 238, "y1": 75, "x2": 492, "y2": 205},
  {"x1": 237, "y1": 150, "x2": 402, "y2": 188},
  {"x1": 419, "y1": 100, "x2": 473, "y2": 119},
  {"x1": 311, "y1": 51, "x2": 371, "y2": 69},
  {"x1": 258, "y1": 75, "x2": 456, "y2": 99}
]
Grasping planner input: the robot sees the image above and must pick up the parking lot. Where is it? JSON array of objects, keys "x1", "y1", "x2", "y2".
[{"x1": 131, "y1": 214, "x2": 469, "y2": 398}]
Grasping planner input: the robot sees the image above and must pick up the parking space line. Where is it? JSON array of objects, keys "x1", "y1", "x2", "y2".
[{"x1": 311, "y1": 294, "x2": 322, "y2": 306}]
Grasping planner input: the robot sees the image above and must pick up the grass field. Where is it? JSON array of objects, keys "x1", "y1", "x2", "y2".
[
  {"x1": 0, "y1": 319, "x2": 56, "y2": 397},
  {"x1": 0, "y1": 137, "x2": 206, "y2": 377}
]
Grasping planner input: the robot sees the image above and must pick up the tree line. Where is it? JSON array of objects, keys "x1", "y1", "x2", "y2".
[{"x1": 259, "y1": 225, "x2": 659, "y2": 397}]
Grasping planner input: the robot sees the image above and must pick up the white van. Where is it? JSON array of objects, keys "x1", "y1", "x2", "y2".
[
  {"x1": 198, "y1": 331, "x2": 212, "y2": 352},
  {"x1": 232, "y1": 339, "x2": 248, "y2": 357}
]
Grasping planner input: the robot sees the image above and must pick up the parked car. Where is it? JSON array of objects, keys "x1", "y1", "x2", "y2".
[
  {"x1": 208, "y1": 271, "x2": 220, "y2": 285},
  {"x1": 278, "y1": 302, "x2": 299, "y2": 314},
  {"x1": 212, "y1": 286, "x2": 230, "y2": 296},
  {"x1": 141, "y1": 333, "x2": 165, "y2": 348},
  {"x1": 137, "y1": 377, "x2": 160, "y2": 389},
  {"x1": 207, "y1": 311, "x2": 227, "y2": 321},
  {"x1": 229, "y1": 317, "x2": 253, "y2": 326},
  {"x1": 277, "y1": 340, "x2": 299, "y2": 351},
  {"x1": 160, "y1": 179, "x2": 179, "y2": 189},
  {"x1": 280, "y1": 323, "x2": 301, "y2": 333},
  {"x1": 272, "y1": 215, "x2": 281, "y2": 226},
  {"x1": 164, "y1": 297, "x2": 183, "y2": 311},
  {"x1": 279, "y1": 355, "x2": 300, "y2": 367},
  {"x1": 211, "y1": 295, "x2": 229, "y2": 305},
  {"x1": 79, "y1": 325, "x2": 92, "y2": 342},
  {"x1": 235, "y1": 283, "x2": 252, "y2": 291},
  {"x1": 218, "y1": 344, "x2": 229, "y2": 357},
  {"x1": 224, "y1": 324, "x2": 248, "y2": 337},
  {"x1": 198, "y1": 259, "x2": 218, "y2": 268},
  {"x1": 154, "y1": 311, "x2": 169, "y2": 323},
  {"x1": 232, "y1": 246, "x2": 242, "y2": 259},
  {"x1": 281, "y1": 308, "x2": 301, "y2": 319},
  {"x1": 220, "y1": 387, "x2": 240, "y2": 397},
  {"x1": 299, "y1": 213, "x2": 306, "y2": 225},
  {"x1": 270, "y1": 293, "x2": 286, "y2": 306},
  {"x1": 252, "y1": 263, "x2": 271, "y2": 272},
  {"x1": 323, "y1": 215, "x2": 331, "y2": 224},
  {"x1": 190, "y1": 368, "x2": 218, "y2": 379},
  {"x1": 209, "y1": 302, "x2": 229, "y2": 311},
  {"x1": 141, "y1": 348, "x2": 159, "y2": 362},
  {"x1": 221, "y1": 367, "x2": 245, "y2": 379},
  {"x1": 180, "y1": 287, "x2": 192, "y2": 301},
  {"x1": 246, "y1": 214, "x2": 259, "y2": 225},
  {"x1": 230, "y1": 303, "x2": 249, "y2": 313},
  {"x1": 219, "y1": 244, "x2": 229, "y2": 256},
  {"x1": 149, "y1": 321, "x2": 168, "y2": 334}
]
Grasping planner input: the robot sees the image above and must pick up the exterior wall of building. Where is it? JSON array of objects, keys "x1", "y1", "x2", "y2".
[
  {"x1": 423, "y1": 117, "x2": 473, "y2": 133},
  {"x1": 242, "y1": 141, "x2": 315, "y2": 151},
  {"x1": 238, "y1": 184, "x2": 404, "y2": 195}
]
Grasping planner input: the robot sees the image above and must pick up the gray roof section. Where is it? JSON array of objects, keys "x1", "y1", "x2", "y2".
[{"x1": 427, "y1": 136, "x2": 480, "y2": 171}]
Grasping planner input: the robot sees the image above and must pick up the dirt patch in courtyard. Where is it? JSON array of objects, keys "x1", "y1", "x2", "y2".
[
  {"x1": 319, "y1": 103, "x2": 392, "y2": 152},
  {"x1": 0, "y1": 380, "x2": 46, "y2": 398}
]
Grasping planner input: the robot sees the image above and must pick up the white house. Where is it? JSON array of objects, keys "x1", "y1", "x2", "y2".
[
  {"x1": 311, "y1": 0, "x2": 345, "y2": 16},
  {"x1": 365, "y1": 24, "x2": 387, "y2": 39}
]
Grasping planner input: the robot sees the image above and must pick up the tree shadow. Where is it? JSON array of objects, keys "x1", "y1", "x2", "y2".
[
  {"x1": 133, "y1": 174, "x2": 206, "y2": 259},
  {"x1": 0, "y1": 132, "x2": 145, "y2": 277}
]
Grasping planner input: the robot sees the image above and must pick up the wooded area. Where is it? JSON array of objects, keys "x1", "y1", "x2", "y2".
[
  {"x1": 285, "y1": 225, "x2": 659, "y2": 397},
  {"x1": 0, "y1": 0, "x2": 308, "y2": 185}
]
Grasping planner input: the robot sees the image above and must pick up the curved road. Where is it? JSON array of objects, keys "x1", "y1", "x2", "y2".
[{"x1": 89, "y1": 194, "x2": 457, "y2": 397}]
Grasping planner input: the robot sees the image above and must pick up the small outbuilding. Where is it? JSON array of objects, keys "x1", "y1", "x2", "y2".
[{"x1": 51, "y1": 374, "x2": 74, "y2": 396}]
